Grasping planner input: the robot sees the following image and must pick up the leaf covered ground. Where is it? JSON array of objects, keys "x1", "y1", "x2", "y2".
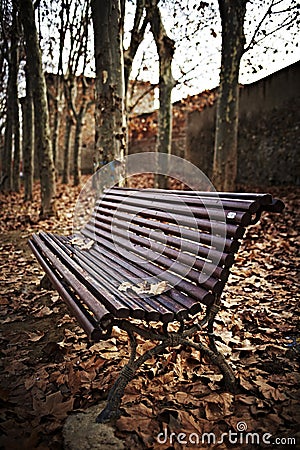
[{"x1": 0, "y1": 178, "x2": 299, "y2": 450}]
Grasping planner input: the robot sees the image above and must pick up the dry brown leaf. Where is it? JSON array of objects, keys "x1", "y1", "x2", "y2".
[
  {"x1": 116, "y1": 402, "x2": 155, "y2": 433},
  {"x1": 34, "y1": 306, "x2": 53, "y2": 317},
  {"x1": 118, "y1": 280, "x2": 169, "y2": 295},
  {"x1": 254, "y1": 376, "x2": 287, "y2": 401},
  {"x1": 89, "y1": 339, "x2": 118, "y2": 354},
  {"x1": 69, "y1": 236, "x2": 94, "y2": 250},
  {"x1": 233, "y1": 345, "x2": 256, "y2": 351},
  {"x1": 25, "y1": 330, "x2": 45, "y2": 342},
  {"x1": 32, "y1": 391, "x2": 74, "y2": 419},
  {"x1": 236, "y1": 394, "x2": 257, "y2": 405}
]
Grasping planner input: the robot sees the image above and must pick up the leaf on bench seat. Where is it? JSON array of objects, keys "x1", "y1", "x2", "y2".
[
  {"x1": 69, "y1": 236, "x2": 94, "y2": 250},
  {"x1": 118, "y1": 280, "x2": 170, "y2": 296}
]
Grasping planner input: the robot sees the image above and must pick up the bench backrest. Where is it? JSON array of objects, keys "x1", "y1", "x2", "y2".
[{"x1": 79, "y1": 187, "x2": 284, "y2": 316}]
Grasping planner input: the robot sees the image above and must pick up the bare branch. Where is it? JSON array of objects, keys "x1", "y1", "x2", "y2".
[
  {"x1": 128, "y1": 82, "x2": 156, "y2": 113},
  {"x1": 244, "y1": 0, "x2": 299, "y2": 54},
  {"x1": 244, "y1": 0, "x2": 275, "y2": 54}
]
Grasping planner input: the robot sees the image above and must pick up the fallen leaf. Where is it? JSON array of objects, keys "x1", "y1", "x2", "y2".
[
  {"x1": 69, "y1": 236, "x2": 94, "y2": 250},
  {"x1": 32, "y1": 391, "x2": 74, "y2": 419},
  {"x1": 118, "y1": 280, "x2": 169, "y2": 295},
  {"x1": 25, "y1": 330, "x2": 45, "y2": 342},
  {"x1": 254, "y1": 376, "x2": 287, "y2": 401},
  {"x1": 34, "y1": 306, "x2": 53, "y2": 317}
]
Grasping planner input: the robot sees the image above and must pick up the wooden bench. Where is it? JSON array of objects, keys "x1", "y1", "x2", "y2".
[{"x1": 28, "y1": 187, "x2": 284, "y2": 423}]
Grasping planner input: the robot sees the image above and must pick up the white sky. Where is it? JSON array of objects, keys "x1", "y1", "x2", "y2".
[
  {"x1": 41, "y1": 0, "x2": 300, "y2": 103},
  {"x1": 124, "y1": 0, "x2": 300, "y2": 101}
]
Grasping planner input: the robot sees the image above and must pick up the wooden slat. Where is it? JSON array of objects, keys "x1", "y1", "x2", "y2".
[
  {"x1": 258, "y1": 199, "x2": 285, "y2": 213},
  {"x1": 82, "y1": 227, "x2": 214, "y2": 307},
  {"x1": 81, "y1": 239, "x2": 205, "y2": 315},
  {"x1": 62, "y1": 235, "x2": 205, "y2": 318},
  {"x1": 49, "y1": 233, "x2": 147, "y2": 321},
  {"x1": 99, "y1": 195, "x2": 252, "y2": 226},
  {"x1": 84, "y1": 221, "x2": 224, "y2": 293},
  {"x1": 93, "y1": 200, "x2": 245, "y2": 238},
  {"x1": 38, "y1": 232, "x2": 131, "y2": 319},
  {"x1": 30, "y1": 234, "x2": 114, "y2": 321},
  {"x1": 63, "y1": 239, "x2": 179, "y2": 323},
  {"x1": 91, "y1": 206, "x2": 239, "y2": 252},
  {"x1": 56, "y1": 235, "x2": 167, "y2": 322},
  {"x1": 91, "y1": 210, "x2": 233, "y2": 266},
  {"x1": 113, "y1": 187, "x2": 273, "y2": 205},
  {"x1": 88, "y1": 214, "x2": 233, "y2": 271},
  {"x1": 104, "y1": 189, "x2": 262, "y2": 213},
  {"x1": 29, "y1": 239, "x2": 105, "y2": 340}
]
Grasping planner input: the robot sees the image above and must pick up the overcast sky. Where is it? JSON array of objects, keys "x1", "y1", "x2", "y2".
[
  {"x1": 41, "y1": 0, "x2": 299, "y2": 102},
  {"x1": 124, "y1": 0, "x2": 299, "y2": 101}
]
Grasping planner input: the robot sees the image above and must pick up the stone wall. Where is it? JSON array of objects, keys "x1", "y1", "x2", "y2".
[{"x1": 187, "y1": 61, "x2": 300, "y2": 186}]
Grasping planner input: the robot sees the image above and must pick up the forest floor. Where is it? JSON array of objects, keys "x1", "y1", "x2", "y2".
[{"x1": 0, "y1": 177, "x2": 299, "y2": 450}]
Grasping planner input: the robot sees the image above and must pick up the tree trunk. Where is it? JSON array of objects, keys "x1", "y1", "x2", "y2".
[
  {"x1": 73, "y1": 108, "x2": 84, "y2": 186},
  {"x1": 63, "y1": 73, "x2": 76, "y2": 182},
  {"x1": 2, "y1": 2, "x2": 20, "y2": 192},
  {"x1": 18, "y1": 0, "x2": 56, "y2": 216},
  {"x1": 21, "y1": 91, "x2": 34, "y2": 201},
  {"x1": 146, "y1": 0, "x2": 175, "y2": 189},
  {"x1": 123, "y1": 0, "x2": 148, "y2": 94},
  {"x1": 51, "y1": 78, "x2": 63, "y2": 166},
  {"x1": 91, "y1": 0, "x2": 127, "y2": 173},
  {"x1": 212, "y1": 0, "x2": 247, "y2": 192},
  {"x1": 2, "y1": 72, "x2": 13, "y2": 191},
  {"x1": 22, "y1": 64, "x2": 34, "y2": 201},
  {"x1": 12, "y1": 93, "x2": 21, "y2": 192},
  {"x1": 12, "y1": 4, "x2": 20, "y2": 192},
  {"x1": 62, "y1": 114, "x2": 73, "y2": 185},
  {"x1": 73, "y1": 77, "x2": 90, "y2": 187}
]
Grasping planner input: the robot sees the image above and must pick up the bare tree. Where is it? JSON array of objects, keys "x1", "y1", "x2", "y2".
[
  {"x1": 11, "y1": 1, "x2": 20, "y2": 192},
  {"x1": 212, "y1": 0, "x2": 247, "y2": 192},
  {"x1": 124, "y1": 0, "x2": 212, "y2": 187},
  {"x1": 91, "y1": 0, "x2": 127, "y2": 171},
  {"x1": 123, "y1": 0, "x2": 149, "y2": 93},
  {"x1": 212, "y1": 0, "x2": 299, "y2": 191},
  {"x1": 62, "y1": 0, "x2": 94, "y2": 185},
  {"x1": 18, "y1": 0, "x2": 56, "y2": 216},
  {"x1": 36, "y1": 0, "x2": 66, "y2": 175},
  {"x1": 146, "y1": 0, "x2": 175, "y2": 188},
  {"x1": 1, "y1": 0, "x2": 20, "y2": 192},
  {"x1": 20, "y1": 66, "x2": 34, "y2": 201}
]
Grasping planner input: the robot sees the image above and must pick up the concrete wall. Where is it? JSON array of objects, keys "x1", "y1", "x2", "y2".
[{"x1": 187, "y1": 61, "x2": 300, "y2": 186}]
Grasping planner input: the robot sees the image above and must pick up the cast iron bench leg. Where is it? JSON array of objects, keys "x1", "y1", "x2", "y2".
[
  {"x1": 96, "y1": 331, "x2": 169, "y2": 423},
  {"x1": 96, "y1": 363, "x2": 136, "y2": 423},
  {"x1": 182, "y1": 337, "x2": 236, "y2": 392},
  {"x1": 96, "y1": 306, "x2": 237, "y2": 423},
  {"x1": 96, "y1": 330, "x2": 137, "y2": 423}
]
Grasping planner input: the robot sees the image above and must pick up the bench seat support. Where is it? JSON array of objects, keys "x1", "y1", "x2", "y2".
[{"x1": 96, "y1": 295, "x2": 236, "y2": 423}]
